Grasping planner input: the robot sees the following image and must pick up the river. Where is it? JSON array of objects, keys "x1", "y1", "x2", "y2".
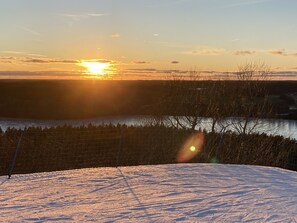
[{"x1": 0, "y1": 116, "x2": 296, "y2": 140}]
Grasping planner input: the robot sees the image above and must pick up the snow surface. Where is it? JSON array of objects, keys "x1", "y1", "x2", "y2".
[{"x1": 0, "y1": 164, "x2": 297, "y2": 222}]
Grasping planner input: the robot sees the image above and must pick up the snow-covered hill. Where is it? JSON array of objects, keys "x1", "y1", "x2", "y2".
[{"x1": 1, "y1": 164, "x2": 297, "y2": 222}]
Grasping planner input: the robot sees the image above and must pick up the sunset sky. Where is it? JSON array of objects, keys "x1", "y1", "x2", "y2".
[{"x1": 1, "y1": 0, "x2": 297, "y2": 79}]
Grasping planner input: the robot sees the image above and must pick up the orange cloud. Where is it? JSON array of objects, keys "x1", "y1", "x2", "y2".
[
  {"x1": 269, "y1": 49, "x2": 297, "y2": 57},
  {"x1": 233, "y1": 50, "x2": 256, "y2": 56},
  {"x1": 133, "y1": 61, "x2": 149, "y2": 64},
  {"x1": 183, "y1": 48, "x2": 226, "y2": 56},
  {"x1": 0, "y1": 56, "x2": 113, "y2": 65}
]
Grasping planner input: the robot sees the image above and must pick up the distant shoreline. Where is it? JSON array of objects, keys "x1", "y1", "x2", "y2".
[{"x1": 0, "y1": 80, "x2": 296, "y2": 120}]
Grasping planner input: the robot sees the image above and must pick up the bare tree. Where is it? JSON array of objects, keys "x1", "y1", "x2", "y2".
[
  {"x1": 151, "y1": 71, "x2": 228, "y2": 131},
  {"x1": 225, "y1": 61, "x2": 273, "y2": 135},
  {"x1": 162, "y1": 71, "x2": 206, "y2": 130}
]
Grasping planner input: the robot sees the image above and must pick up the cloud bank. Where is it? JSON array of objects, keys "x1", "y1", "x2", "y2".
[
  {"x1": 269, "y1": 49, "x2": 297, "y2": 57},
  {"x1": 0, "y1": 56, "x2": 113, "y2": 65}
]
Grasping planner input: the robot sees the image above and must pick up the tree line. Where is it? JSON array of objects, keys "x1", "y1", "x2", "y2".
[{"x1": 0, "y1": 124, "x2": 296, "y2": 176}]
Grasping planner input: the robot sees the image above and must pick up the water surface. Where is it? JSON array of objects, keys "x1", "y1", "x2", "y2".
[{"x1": 0, "y1": 116, "x2": 296, "y2": 140}]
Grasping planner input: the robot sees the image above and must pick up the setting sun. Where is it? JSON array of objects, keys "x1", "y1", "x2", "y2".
[{"x1": 80, "y1": 61, "x2": 110, "y2": 76}]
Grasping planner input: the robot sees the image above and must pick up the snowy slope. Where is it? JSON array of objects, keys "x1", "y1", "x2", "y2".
[{"x1": 0, "y1": 164, "x2": 297, "y2": 222}]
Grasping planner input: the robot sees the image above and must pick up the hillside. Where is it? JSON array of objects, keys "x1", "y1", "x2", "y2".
[{"x1": 1, "y1": 164, "x2": 296, "y2": 222}]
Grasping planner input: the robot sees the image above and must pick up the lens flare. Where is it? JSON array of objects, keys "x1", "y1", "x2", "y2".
[
  {"x1": 176, "y1": 132, "x2": 205, "y2": 163},
  {"x1": 190, "y1": 146, "x2": 196, "y2": 152}
]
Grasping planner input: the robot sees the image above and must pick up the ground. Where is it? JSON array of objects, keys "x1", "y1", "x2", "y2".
[{"x1": 1, "y1": 164, "x2": 297, "y2": 222}]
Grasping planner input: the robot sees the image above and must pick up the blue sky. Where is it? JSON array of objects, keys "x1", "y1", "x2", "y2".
[{"x1": 0, "y1": 0, "x2": 297, "y2": 79}]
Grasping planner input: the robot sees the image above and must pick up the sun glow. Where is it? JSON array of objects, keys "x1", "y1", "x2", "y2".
[{"x1": 80, "y1": 61, "x2": 110, "y2": 76}]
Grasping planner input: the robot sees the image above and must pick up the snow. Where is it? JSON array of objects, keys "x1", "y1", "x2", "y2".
[{"x1": 1, "y1": 164, "x2": 297, "y2": 222}]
